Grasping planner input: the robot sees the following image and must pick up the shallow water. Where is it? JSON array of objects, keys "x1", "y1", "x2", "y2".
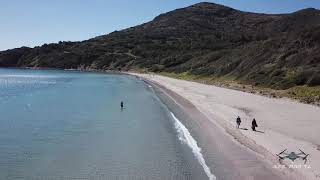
[{"x1": 0, "y1": 68, "x2": 209, "y2": 180}]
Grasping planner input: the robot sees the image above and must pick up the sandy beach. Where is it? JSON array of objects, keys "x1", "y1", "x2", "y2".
[{"x1": 132, "y1": 73, "x2": 320, "y2": 180}]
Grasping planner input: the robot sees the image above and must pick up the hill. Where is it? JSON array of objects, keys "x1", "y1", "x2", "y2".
[{"x1": 0, "y1": 2, "x2": 320, "y2": 91}]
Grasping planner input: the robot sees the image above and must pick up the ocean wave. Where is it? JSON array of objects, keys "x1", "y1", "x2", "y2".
[
  {"x1": 0, "y1": 74, "x2": 58, "y2": 78},
  {"x1": 170, "y1": 112, "x2": 216, "y2": 180}
]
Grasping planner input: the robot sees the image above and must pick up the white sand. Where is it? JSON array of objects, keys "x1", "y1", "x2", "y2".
[{"x1": 132, "y1": 73, "x2": 320, "y2": 180}]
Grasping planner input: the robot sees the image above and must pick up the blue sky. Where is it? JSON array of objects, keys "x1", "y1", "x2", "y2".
[{"x1": 1, "y1": 0, "x2": 320, "y2": 50}]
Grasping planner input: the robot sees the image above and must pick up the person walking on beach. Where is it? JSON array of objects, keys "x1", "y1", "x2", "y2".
[
  {"x1": 236, "y1": 116, "x2": 241, "y2": 128},
  {"x1": 252, "y1": 118, "x2": 258, "y2": 131}
]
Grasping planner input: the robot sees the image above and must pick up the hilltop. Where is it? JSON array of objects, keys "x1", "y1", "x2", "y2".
[{"x1": 0, "y1": 2, "x2": 319, "y2": 98}]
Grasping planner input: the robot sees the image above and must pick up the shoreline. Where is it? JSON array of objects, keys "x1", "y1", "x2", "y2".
[
  {"x1": 4, "y1": 67, "x2": 318, "y2": 106},
  {"x1": 143, "y1": 71, "x2": 320, "y2": 107},
  {"x1": 133, "y1": 73, "x2": 320, "y2": 180},
  {"x1": 143, "y1": 77, "x2": 297, "y2": 180},
  {"x1": 3, "y1": 67, "x2": 319, "y2": 106}
]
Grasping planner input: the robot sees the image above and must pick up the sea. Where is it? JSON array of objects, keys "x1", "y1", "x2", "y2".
[{"x1": 0, "y1": 68, "x2": 215, "y2": 180}]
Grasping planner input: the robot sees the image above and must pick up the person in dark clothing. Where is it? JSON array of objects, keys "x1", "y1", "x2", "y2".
[
  {"x1": 236, "y1": 116, "x2": 241, "y2": 128},
  {"x1": 120, "y1": 101, "x2": 124, "y2": 110},
  {"x1": 252, "y1": 118, "x2": 258, "y2": 131}
]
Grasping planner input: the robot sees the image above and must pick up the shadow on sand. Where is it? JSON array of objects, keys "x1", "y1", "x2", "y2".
[
  {"x1": 254, "y1": 130, "x2": 265, "y2": 133},
  {"x1": 239, "y1": 127, "x2": 264, "y2": 133}
]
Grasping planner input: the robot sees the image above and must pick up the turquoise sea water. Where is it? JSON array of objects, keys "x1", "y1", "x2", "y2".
[{"x1": 0, "y1": 68, "x2": 210, "y2": 180}]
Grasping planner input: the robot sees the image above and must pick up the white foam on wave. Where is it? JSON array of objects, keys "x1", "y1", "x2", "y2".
[
  {"x1": 0, "y1": 74, "x2": 59, "y2": 86},
  {"x1": 0, "y1": 74, "x2": 57, "y2": 78},
  {"x1": 0, "y1": 79, "x2": 56, "y2": 85},
  {"x1": 170, "y1": 112, "x2": 216, "y2": 180}
]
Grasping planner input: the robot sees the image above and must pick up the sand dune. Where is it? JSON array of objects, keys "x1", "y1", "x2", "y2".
[{"x1": 132, "y1": 73, "x2": 320, "y2": 180}]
